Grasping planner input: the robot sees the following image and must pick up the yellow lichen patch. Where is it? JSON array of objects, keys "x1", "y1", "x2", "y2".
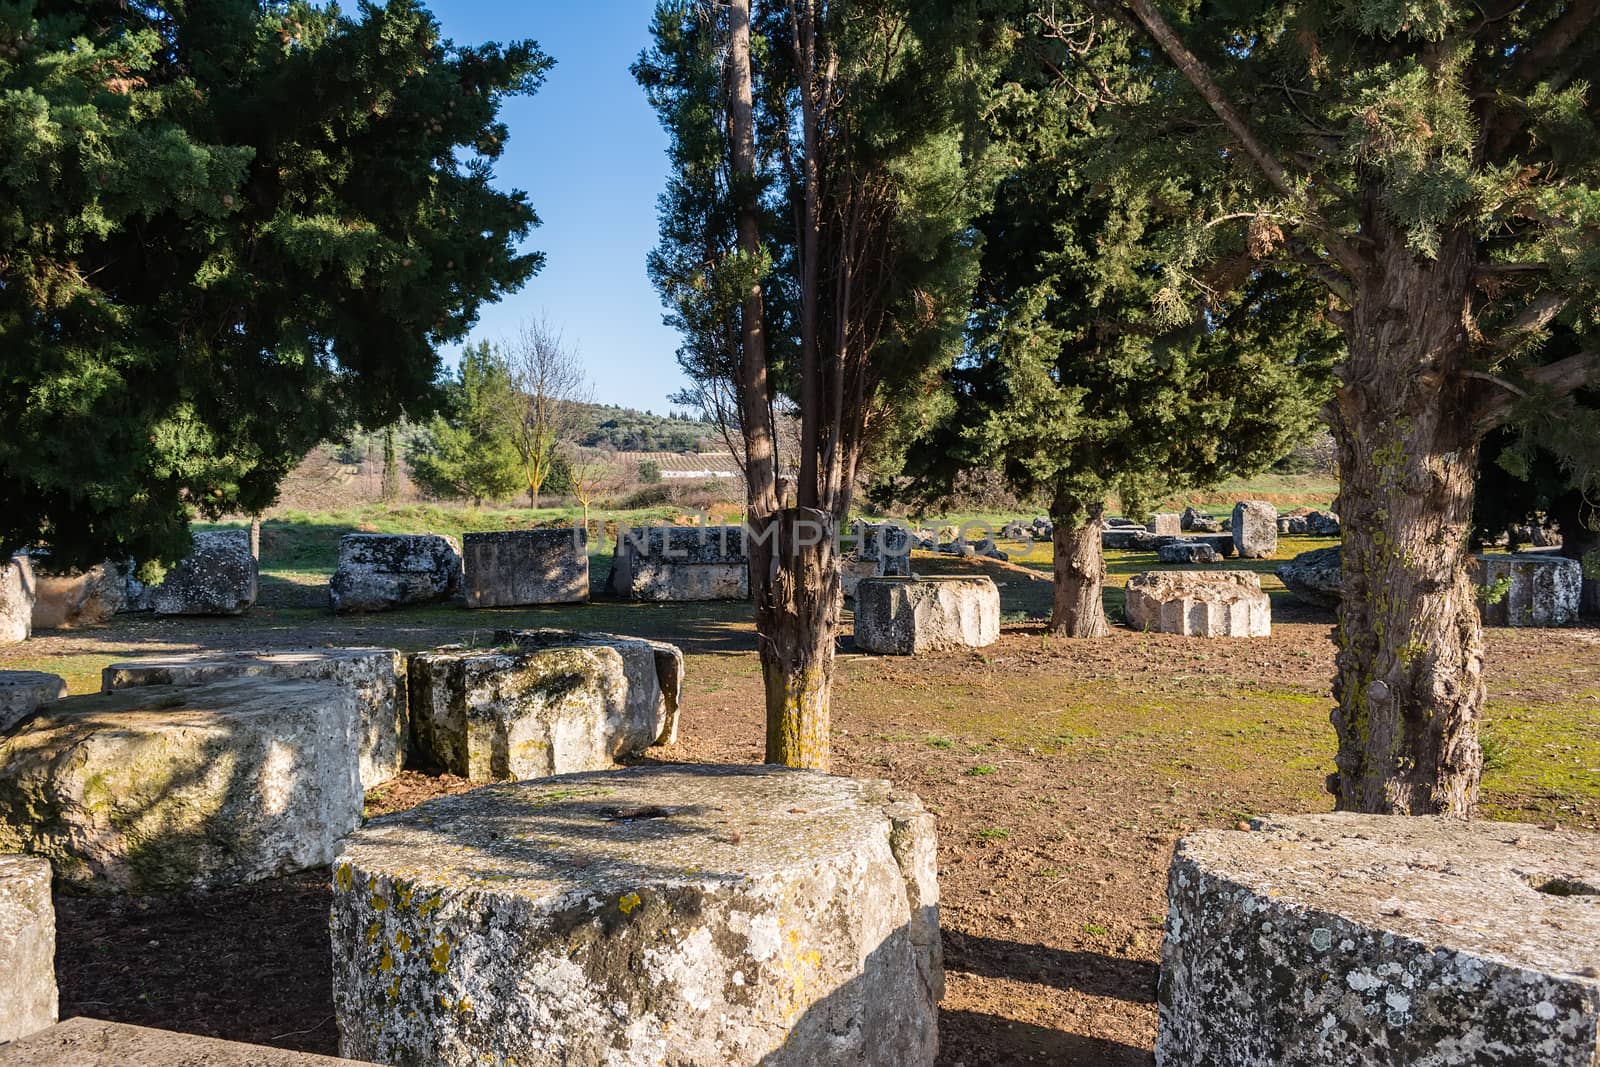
[
  {"x1": 365, "y1": 922, "x2": 382, "y2": 945},
  {"x1": 396, "y1": 884, "x2": 416, "y2": 911},
  {"x1": 418, "y1": 891, "x2": 444, "y2": 917},
  {"x1": 431, "y1": 937, "x2": 452, "y2": 974},
  {"x1": 378, "y1": 947, "x2": 394, "y2": 972},
  {"x1": 370, "y1": 893, "x2": 388, "y2": 911},
  {"x1": 334, "y1": 864, "x2": 355, "y2": 891},
  {"x1": 385, "y1": 976, "x2": 400, "y2": 1003},
  {"x1": 619, "y1": 891, "x2": 642, "y2": 915},
  {"x1": 394, "y1": 931, "x2": 412, "y2": 952}
]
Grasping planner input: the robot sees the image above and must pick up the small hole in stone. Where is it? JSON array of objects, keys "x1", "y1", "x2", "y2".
[
  {"x1": 1530, "y1": 876, "x2": 1600, "y2": 897},
  {"x1": 605, "y1": 806, "x2": 674, "y2": 824}
]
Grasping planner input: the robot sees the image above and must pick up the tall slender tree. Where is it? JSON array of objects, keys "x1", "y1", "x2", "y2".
[
  {"x1": 507, "y1": 317, "x2": 593, "y2": 509},
  {"x1": 0, "y1": 0, "x2": 548, "y2": 567},
  {"x1": 1107, "y1": 0, "x2": 1600, "y2": 814},
  {"x1": 639, "y1": 0, "x2": 1004, "y2": 767}
]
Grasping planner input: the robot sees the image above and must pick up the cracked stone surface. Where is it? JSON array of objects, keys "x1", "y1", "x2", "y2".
[
  {"x1": 0, "y1": 678, "x2": 362, "y2": 893},
  {"x1": 1231, "y1": 501, "x2": 1278, "y2": 560},
  {"x1": 330, "y1": 765, "x2": 941, "y2": 1067},
  {"x1": 853, "y1": 576, "x2": 1000, "y2": 655},
  {"x1": 329, "y1": 534, "x2": 463, "y2": 614},
  {"x1": 1477, "y1": 553, "x2": 1582, "y2": 628},
  {"x1": 148, "y1": 530, "x2": 258, "y2": 616},
  {"x1": 1278, "y1": 546, "x2": 1343, "y2": 610},
  {"x1": 1125, "y1": 571, "x2": 1272, "y2": 638},
  {"x1": 494, "y1": 629, "x2": 684, "y2": 747},
  {"x1": 0, "y1": 1018, "x2": 376, "y2": 1065},
  {"x1": 101, "y1": 648, "x2": 406, "y2": 790},
  {"x1": 461, "y1": 530, "x2": 588, "y2": 608},
  {"x1": 0, "y1": 854, "x2": 55, "y2": 1042},
  {"x1": 1157, "y1": 813, "x2": 1600, "y2": 1066},
  {"x1": 607, "y1": 526, "x2": 748, "y2": 601},
  {"x1": 0, "y1": 672, "x2": 67, "y2": 735}
]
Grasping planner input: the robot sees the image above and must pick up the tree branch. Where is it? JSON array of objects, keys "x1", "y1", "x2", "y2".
[
  {"x1": 1476, "y1": 350, "x2": 1599, "y2": 430},
  {"x1": 1495, "y1": 290, "x2": 1572, "y2": 352}
]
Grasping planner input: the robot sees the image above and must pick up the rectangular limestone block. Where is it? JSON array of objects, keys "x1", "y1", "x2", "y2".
[
  {"x1": 462, "y1": 529, "x2": 589, "y2": 608},
  {"x1": 0, "y1": 1018, "x2": 377, "y2": 1065},
  {"x1": 0, "y1": 854, "x2": 56, "y2": 1042}
]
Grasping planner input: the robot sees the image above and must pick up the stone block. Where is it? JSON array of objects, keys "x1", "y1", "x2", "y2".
[
  {"x1": 328, "y1": 534, "x2": 462, "y2": 614},
  {"x1": 0, "y1": 678, "x2": 363, "y2": 893},
  {"x1": 0, "y1": 672, "x2": 67, "y2": 735},
  {"x1": 149, "y1": 530, "x2": 257, "y2": 616},
  {"x1": 1157, "y1": 813, "x2": 1600, "y2": 1066},
  {"x1": 1305, "y1": 510, "x2": 1341, "y2": 536},
  {"x1": 1157, "y1": 541, "x2": 1221, "y2": 565},
  {"x1": 1149, "y1": 513, "x2": 1183, "y2": 537},
  {"x1": 462, "y1": 529, "x2": 588, "y2": 608},
  {"x1": 1125, "y1": 571, "x2": 1271, "y2": 637},
  {"x1": 30, "y1": 562, "x2": 125, "y2": 630},
  {"x1": 840, "y1": 556, "x2": 881, "y2": 601},
  {"x1": 1231, "y1": 501, "x2": 1278, "y2": 560},
  {"x1": 607, "y1": 525, "x2": 747, "y2": 601},
  {"x1": 408, "y1": 641, "x2": 666, "y2": 781},
  {"x1": 330, "y1": 765, "x2": 941, "y2": 1067},
  {"x1": 494, "y1": 628, "x2": 684, "y2": 747},
  {"x1": 1477, "y1": 553, "x2": 1582, "y2": 627},
  {"x1": 1, "y1": 555, "x2": 34, "y2": 644},
  {"x1": 1278, "y1": 545, "x2": 1342, "y2": 610},
  {"x1": 857, "y1": 523, "x2": 914, "y2": 576},
  {"x1": 101, "y1": 648, "x2": 406, "y2": 790},
  {"x1": 0, "y1": 855, "x2": 55, "y2": 1042},
  {"x1": 0, "y1": 1018, "x2": 377, "y2": 1065},
  {"x1": 854, "y1": 576, "x2": 1000, "y2": 655}
]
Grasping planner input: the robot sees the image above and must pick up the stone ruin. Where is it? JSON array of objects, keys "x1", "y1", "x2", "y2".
[
  {"x1": 1181, "y1": 507, "x2": 1222, "y2": 534},
  {"x1": 0, "y1": 677, "x2": 363, "y2": 893},
  {"x1": 1157, "y1": 814, "x2": 1600, "y2": 1066},
  {"x1": 328, "y1": 533, "x2": 463, "y2": 614},
  {"x1": 1148, "y1": 513, "x2": 1183, "y2": 537},
  {"x1": 0, "y1": 671, "x2": 66, "y2": 734},
  {"x1": 1157, "y1": 541, "x2": 1221, "y2": 565},
  {"x1": 462, "y1": 528, "x2": 589, "y2": 607},
  {"x1": 854, "y1": 576, "x2": 1000, "y2": 655},
  {"x1": 607, "y1": 525, "x2": 748, "y2": 601},
  {"x1": 0, "y1": 1018, "x2": 379, "y2": 1065},
  {"x1": 1231, "y1": 501, "x2": 1278, "y2": 560},
  {"x1": 100, "y1": 648, "x2": 407, "y2": 790},
  {"x1": 1124, "y1": 571, "x2": 1271, "y2": 638},
  {"x1": 144, "y1": 529, "x2": 258, "y2": 616},
  {"x1": 29, "y1": 561, "x2": 127, "y2": 630},
  {"x1": 1, "y1": 554, "x2": 33, "y2": 644},
  {"x1": 844, "y1": 522, "x2": 915, "y2": 599},
  {"x1": 330, "y1": 765, "x2": 941, "y2": 1067},
  {"x1": 0, "y1": 854, "x2": 55, "y2": 1043},
  {"x1": 408, "y1": 632, "x2": 682, "y2": 781},
  {"x1": 1477, "y1": 553, "x2": 1582, "y2": 628},
  {"x1": 1277, "y1": 545, "x2": 1342, "y2": 610}
]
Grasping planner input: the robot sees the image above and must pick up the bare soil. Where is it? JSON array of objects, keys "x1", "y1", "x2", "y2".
[{"x1": 16, "y1": 547, "x2": 1600, "y2": 1065}]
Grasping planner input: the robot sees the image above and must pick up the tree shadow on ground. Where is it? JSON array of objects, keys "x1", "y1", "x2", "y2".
[
  {"x1": 938, "y1": 1009, "x2": 1152, "y2": 1066},
  {"x1": 943, "y1": 931, "x2": 1157, "y2": 1003}
]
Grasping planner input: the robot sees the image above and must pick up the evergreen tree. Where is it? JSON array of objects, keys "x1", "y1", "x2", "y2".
[
  {"x1": 1111, "y1": 0, "x2": 1600, "y2": 814},
  {"x1": 408, "y1": 343, "x2": 523, "y2": 504},
  {"x1": 0, "y1": 0, "x2": 549, "y2": 566},
  {"x1": 899, "y1": 10, "x2": 1337, "y2": 636},
  {"x1": 638, "y1": 0, "x2": 1005, "y2": 768}
]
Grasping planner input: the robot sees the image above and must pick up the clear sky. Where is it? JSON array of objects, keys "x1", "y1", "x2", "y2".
[{"x1": 425, "y1": 0, "x2": 688, "y2": 413}]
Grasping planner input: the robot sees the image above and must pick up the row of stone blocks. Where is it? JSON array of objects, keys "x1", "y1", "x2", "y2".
[{"x1": 0, "y1": 635, "x2": 682, "y2": 894}]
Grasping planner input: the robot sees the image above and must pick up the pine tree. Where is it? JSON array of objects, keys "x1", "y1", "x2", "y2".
[
  {"x1": 638, "y1": 0, "x2": 1005, "y2": 768},
  {"x1": 1111, "y1": 0, "x2": 1600, "y2": 814},
  {"x1": 0, "y1": 0, "x2": 549, "y2": 566},
  {"x1": 408, "y1": 343, "x2": 524, "y2": 504}
]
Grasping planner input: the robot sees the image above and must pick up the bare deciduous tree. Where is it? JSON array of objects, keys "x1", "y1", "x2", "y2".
[{"x1": 507, "y1": 317, "x2": 594, "y2": 509}]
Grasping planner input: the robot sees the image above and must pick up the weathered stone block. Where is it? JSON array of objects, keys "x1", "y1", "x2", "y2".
[
  {"x1": 1278, "y1": 545, "x2": 1342, "y2": 610},
  {"x1": 1125, "y1": 571, "x2": 1271, "y2": 638},
  {"x1": 607, "y1": 525, "x2": 747, "y2": 601},
  {"x1": 408, "y1": 641, "x2": 666, "y2": 781},
  {"x1": 1, "y1": 555, "x2": 34, "y2": 644},
  {"x1": 1149, "y1": 513, "x2": 1183, "y2": 537},
  {"x1": 0, "y1": 1018, "x2": 377, "y2": 1065},
  {"x1": 0, "y1": 855, "x2": 55, "y2": 1042},
  {"x1": 149, "y1": 530, "x2": 257, "y2": 616},
  {"x1": 854, "y1": 576, "x2": 1000, "y2": 655},
  {"x1": 1231, "y1": 501, "x2": 1278, "y2": 560},
  {"x1": 0, "y1": 678, "x2": 362, "y2": 893},
  {"x1": 1157, "y1": 541, "x2": 1221, "y2": 565},
  {"x1": 329, "y1": 534, "x2": 462, "y2": 614},
  {"x1": 857, "y1": 522, "x2": 914, "y2": 576},
  {"x1": 1277, "y1": 514, "x2": 1309, "y2": 535},
  {"x1": 30, "y1": 562, "x2": 126, "y2": 630},
  {"x1": 1477, "y1": 553, "x2": 1582, "y2": 627},
  {"x1": 1305, "y1": 510, "x2": 1341, "y2": 536},
  {"x1": 0, "y1": 672, "x2": 67, "y2": 735},
  {"x1": 1157, "y1": 813, "x2": 1600, "y2": 1067},
  {"x1": 462, "y1": 529, "x2": 588, "y2": 608},
  {"x1": 841, "y1": 556, "x2": 881, "y2": 600},
  {"x1": 494, "y1": 628, "x2": 684, "y2": 747},
  {"x1": 331, "y1": 765, "x2": 941, "y2": 1067},
  {"x1": 101, "y1": 648, "x2": 406, "y2": 790}
]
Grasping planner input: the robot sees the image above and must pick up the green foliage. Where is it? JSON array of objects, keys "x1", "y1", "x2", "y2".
[
  {"x1": 579, "y1": 405, "x2": 715, "y2": 452},
  {"x1": 0, "y1": 0, "x2": 549, "y2": 566},
  {"x1": 408, "y1": 343, "x2": 523, "y2": 503},
  {"x1": 891, "y1": 9, "x2": 1337, "y2": 526},
  {"x1": 636, "y1": 459, "x2": 663, "y2": 485}
]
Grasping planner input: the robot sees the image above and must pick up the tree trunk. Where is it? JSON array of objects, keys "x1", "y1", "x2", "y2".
[
  {"x1": 753, "y1": 507, "x2": 838, "y2": 770},
  {"x1": 381, "y1": 426, "x2": 398, "y2": 502},
  {"x1": 1330, "y1": 229, "x2": 1484, "y2": 816},
  {"x1": 1050, "y1": 498, "x2": 1109, "y2": 638}
]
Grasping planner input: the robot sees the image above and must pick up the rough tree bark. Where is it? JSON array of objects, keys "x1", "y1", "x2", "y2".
[
  {"x1": 1329, "y1": 226, "x2": 1485, "y2": 815},
  {"x1": 757, "y1": 507, "x2": 839, "y2": 769},
  {"x1": 1050, "y1": 497, "x2": 1110, "y2": 638}
]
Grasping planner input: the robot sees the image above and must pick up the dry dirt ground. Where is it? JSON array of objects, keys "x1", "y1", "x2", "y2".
[{"x1": 5, "y1": 541, "x2": 1597, "y2": 1065}]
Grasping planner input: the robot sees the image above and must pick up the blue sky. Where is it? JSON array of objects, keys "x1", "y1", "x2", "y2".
[{"x1": 426, "y1": 1, "x2": 687, "y2": 413}]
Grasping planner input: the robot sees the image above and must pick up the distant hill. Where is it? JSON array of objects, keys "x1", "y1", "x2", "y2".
[{"x1": 578, "y1": 404, "x2": 722, "y2": 453}]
